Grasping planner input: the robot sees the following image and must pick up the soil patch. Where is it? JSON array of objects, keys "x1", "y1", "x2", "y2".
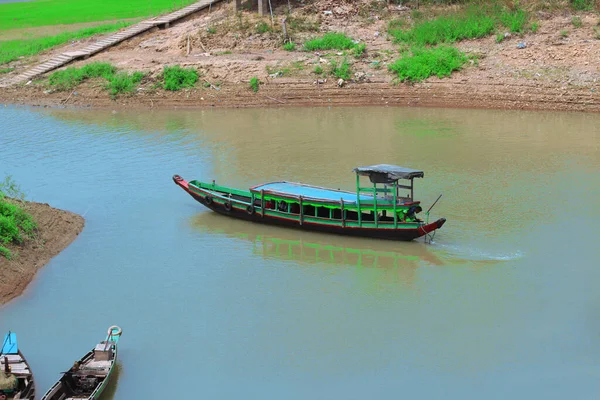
[
  {"x1": 0, "y1": 1, "x2": 599, "y2": 112},
  {"x1": 0, "y1": 202, "x2": 84, "y2": 305}
]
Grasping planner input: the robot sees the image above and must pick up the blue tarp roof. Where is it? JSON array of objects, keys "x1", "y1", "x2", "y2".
[
  {"x1": 252, "y1": 182, "x2": 373, "y2": 203},
  {"x1": 1, "y1": 332, "x2": 18, "y2": 354}
]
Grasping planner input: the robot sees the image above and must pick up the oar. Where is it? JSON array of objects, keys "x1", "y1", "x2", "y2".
[{"x1": 426, "y1": 194, "x2": 443, "y2": 214}]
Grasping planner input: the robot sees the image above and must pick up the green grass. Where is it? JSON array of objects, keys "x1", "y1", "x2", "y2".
[
  {"x1": 560, "y1": 29, "x2": 569, "y2": 37},
  {"x1": 353, "y1": 43, "x2": 366, "y2": 58},
  {"x1": 570, "y1": 0, "x2": 594, "y2": 10},
  {"x1": 0, "y1": 21, "x2": 132, "y2": 66},
  {"x1": 249, "y1": 76, "x2": 260, "y2": 92},
  {"x1": 330, "y1": 58, "x2": 352, "y2": 80},
  {"x1": 283, "y1": 42, "x2": 296, "y2": 51},
  {"x1": 256, "y1": 21, "x2": 272, "y2": 34},
  {"x1": 107, "y1": 71, "x2": 144, "y2": 97},
  {"x1": 496, "y1": 32, "x2": 505, "y2": 43},
  {"x1": 531, "y1": 21, "x2": 540, "y2": 33},
  {"x1": 0, "y1": 67, "x2": 14, "y2": 74},
  {"x1": 0, "y1": 177, "x2": 36, "y2": 260},
  {"x1": 571, "y1": 16, "x2": 583, "y2": 28},
  {"x1": 313, "y1": 65, "x2": 324, "y2": 75},
  {"x1": 48, "y1": 62, "x2": 114, "y2": 89},
  {"x1": 389, "y1": 5, "x2": 528, "y2": 46},
  {"x1": 388, "y1": 46, "x2": 469, "y2": 82},
  {"x1": 47, "y1": 62, "x2": 145, "y2": 97},
  {"x1": 48, "y1": 62, "x2": 116, "y2": 90},
  {"x1": 304, "y1": 32, "x2": 356, "y2": 51},
  {"x1": 162, "y1": 65, "x2": 198, "y2": 91},
  {"x1": 0, "y1": 0, "x2": 197, "y2": 31}
]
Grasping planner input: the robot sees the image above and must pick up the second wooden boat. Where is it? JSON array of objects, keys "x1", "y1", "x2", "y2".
[
  {"x1": 0, "y1": 331, "x2": 35, "y2": 400},
  {"x1": 173, "y1": 164, "x2": 447, "y2": 241},
  {"x1": 41, "y1": 326, "x2": 122, "y2": 400}
]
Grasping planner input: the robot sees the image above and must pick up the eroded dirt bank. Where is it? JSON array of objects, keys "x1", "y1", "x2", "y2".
[
  {"x1": 0, "y1": 0, "x2": 599, "y2": 112},
  {"x1": 0, "y1": 202, "x2": 84, "y2": 305}
]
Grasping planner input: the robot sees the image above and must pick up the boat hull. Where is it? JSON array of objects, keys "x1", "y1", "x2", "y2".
[{"x1": 174, "y1": 176, "x2": 446, "y2": 242}]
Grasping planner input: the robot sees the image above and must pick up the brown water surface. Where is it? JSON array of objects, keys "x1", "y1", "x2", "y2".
[{"x1": 1, "y1": 106, "x2": 599, "y2": 399}]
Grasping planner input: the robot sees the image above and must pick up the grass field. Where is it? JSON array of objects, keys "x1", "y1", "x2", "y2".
[
  {"x1": 0, "y1": 21, "x2": 132, "y2": 65},
  {"x1": 0, "y1": 0, "x2": 197, "y2": 31}
]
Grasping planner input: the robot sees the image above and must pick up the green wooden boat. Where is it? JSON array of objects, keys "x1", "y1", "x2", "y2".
[
  {"x1": 174, "y1": 164, "x2": 446, "y2": 241},
  {"x1": 41, "y1": 326, "x2": 122, "y2": 400}
]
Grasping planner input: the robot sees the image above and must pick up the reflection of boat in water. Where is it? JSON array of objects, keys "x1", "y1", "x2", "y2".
[{"x1": 191, "y1": 212, "x2": 445, "y2": 275}]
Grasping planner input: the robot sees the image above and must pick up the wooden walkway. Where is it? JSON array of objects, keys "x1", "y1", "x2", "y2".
[{"x1": 0, "y1": 0, "x2": 219, "y2": 88}]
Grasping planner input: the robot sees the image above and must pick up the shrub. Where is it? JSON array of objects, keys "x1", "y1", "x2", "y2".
[
  {"x1": 388, "y1": 46, "x2": 469, "y2": 82},
  {"x1": 249, "y1": 76, "x2": 260, "y2": 92},
  {"x1": 530, "y1": 21, "x2": 539, "y2": 33},
  {"x1": 389, "y1": 5, "x2": 529, "y2": 45},
  {"x1": 283, "y1": 42, "x2": 296, "y2": 51},
  {"x1": 163, "y1": 66, "x2": 198, "y2": 91},
  {"x1": 570, "y1": 0, "x2": 594, "y2": 10},
  {"x1": 0, "y1": 177, "x2": 37, "y2": 259},
  {"x1": 107, "y1": 71, "x2": 144, "y2": 97},
  {"x1": 331, "y1": 58, "x2": 352, "y2": 80},
  {"x1": 353, "y1": 43, "x2": 366, "y2": 58},
  {"x1": 48, "y1": 62, "x2": 116, "y2": 91},
  {"x1": 304, "y1": 32, "x2": 356, "y2": 51},
  {"x1": 256, "y1": 21, "x2": 272, "y2": 34}
]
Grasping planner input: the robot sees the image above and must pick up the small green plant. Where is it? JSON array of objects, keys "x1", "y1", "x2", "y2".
[
  {"x1": 388, "y1": 45, "x2": 469, "y2": 82},
  {"x1": 594, "y1": 27, "x2": 600, "y2": 39},
  {"x1": 256, "y1": 21, "x2": 272, "y2": 34},
  {"x1": 353, "y1": 43, "x2": 366, "y2": 58},
  {"x1": 207, "y1": 26, "x2": 217, "y2": 34},
  {"x1": 48, "y1": 62, "x2": 116, "y2": 91},
  {"x1": 283, "y1": 42, "x2": 296, "y2": 51},
  {"x1": 496, "y1": 33, "x2": 505, "y2": 43},
  {"x1": 570, "y1": 0, "x2": 594, "y2": 10},
  {"x1": 0, "y1": 67, "x2": 14, "y2": 74},
  {"x1": 530, "y1": 21, "x2": 539, "y2": 33},
  {"x1": 571, "y1": 16, "x2": 583, "y2": 28},
  {"x1": 107, "y1": 71, "x2": 144, "y2": 97},
  {"x1": 215, "y1": 50, "x2": 232, "y2": 55},
  {"x1": 560, "y1": 29, "x2": 569, "y2": 37},
  {"x1": 0, "y1": 176, "x2": 37, "y2": 259},
  {"x1": 304, "y1": 32, "x2": 356, "y2": 51},
  {"x1": 249, "y1": 76, "x2": 260, "y2": 92},
  {"x1": 163, "y1": 65, "x2": 198, "y2": 91},
  {"x1": 313, "y1": 65, "x2": 324, "y2": 75},
  {"x1": 388, "y1": 19, "x2": 404, "y2": 31},
  {"x1": 330, "y1": 58, "x2": 352, "y2": 80}
]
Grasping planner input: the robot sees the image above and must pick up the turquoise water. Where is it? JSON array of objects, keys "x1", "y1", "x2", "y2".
[{"x1": 1, "y1": 105, "x2": 599, "y2": 399}]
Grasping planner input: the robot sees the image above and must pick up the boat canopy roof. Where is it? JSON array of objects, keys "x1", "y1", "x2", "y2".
[
  {"x1": 251, "y1": 182, "x2": 372, "y2": 203},
  {"x1": 1, "y1": 332, "x2": 18, "y2": 354},
  {"x1": 353, "y1": 164, "x2": 424, "y2": 183}
]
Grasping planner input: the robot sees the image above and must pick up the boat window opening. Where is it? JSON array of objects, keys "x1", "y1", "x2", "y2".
[
  {"x1": 303, "y1": 205, "x2": 316, "y2": 216},
  {"x1": 346, "y1": 210, "x2": 358, "y2": 221},
  {"x1": 289, "y1": 202, "x2": 300, "y2": 214},
  {"x1": 332, "y1": 209, "x2": 342, "y2": 220},
  {"x1": 316, "y1": 207, "x2": 329, "y2": 218},
  {"x1": 277, "y1": 200, "x2": 289, "y2": 213}
]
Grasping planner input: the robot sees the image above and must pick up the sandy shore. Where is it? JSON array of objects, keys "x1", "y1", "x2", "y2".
[{"x1": 0, "y1": 202, "x2": 84, "y2": 305}]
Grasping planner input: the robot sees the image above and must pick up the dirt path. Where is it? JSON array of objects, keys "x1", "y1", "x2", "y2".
[{"x1": 0, "y1": 202, "x2": 84, "y2": 306}]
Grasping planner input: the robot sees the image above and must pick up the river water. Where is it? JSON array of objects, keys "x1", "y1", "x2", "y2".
[{"x1": 1, "y1": 105, "x2": 599, "y2": 399}]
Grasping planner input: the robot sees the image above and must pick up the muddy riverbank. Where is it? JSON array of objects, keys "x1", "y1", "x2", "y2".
[
  {"x1": 0, "y1": 202, "x2": 84, "y2": 305},
  {"x1": 1, "y1": 1, "x2": 599, "y2": 113}
]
